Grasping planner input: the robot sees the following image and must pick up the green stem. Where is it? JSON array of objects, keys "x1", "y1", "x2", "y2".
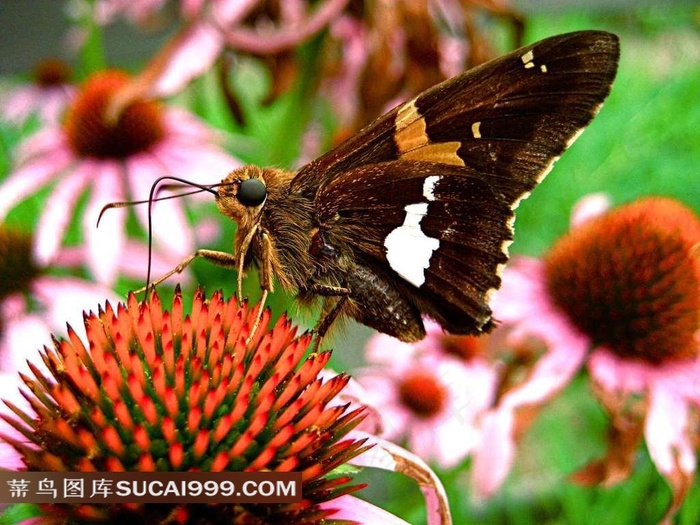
[{"x1": 77, "y1": 1, "x2": 107, "y2": 76}]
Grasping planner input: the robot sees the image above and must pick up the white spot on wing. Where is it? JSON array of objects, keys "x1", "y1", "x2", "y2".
[
  {"x1": 384, "y1": 203, "x2": 440, "y2": 287},
  {"x1": 521, "y1": 49, "x2": 546, "y2": 73},
  {"x1": 423, "y1": 176, "x2": 440, "y2": 201},
  {"x1": 472, "y1": 121, "x2": 482, "y2": 139}
]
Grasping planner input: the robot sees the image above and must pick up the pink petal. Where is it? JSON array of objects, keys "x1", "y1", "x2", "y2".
[
  {"x1": 491, "y1": 257, "x2": 549, "y2": 323},
  {"x1": 0, "y1": 309, "x2": 51, "y2": 375},
  {"x1": 356, "y1": 374, "x2": 407, "y2": 441},
  {"x1": 154, "y1": 22, "x2": 223, "y2": 96},
  {"x1": 212, "y1": 0, "x2": 259, "y2": 25},
  {"x1": 471, "y1": 408, "x2": 516, "y2": 499},
  {"x1": 126, "y1": 153, "x2": 195, "y2": 258},
  {"x1": 588, "y1": 349, "x2": 650, "y2": 394},
  {"x1": 31, "y1": 276, "x2": 121, "y2": 341},
  {"x1": 34, "y1": 167, "x2": 91, "y2": 266},
  {"x1": 0, "y1": 442, "x2": 24, "y2": 470},
  {"x1": 84, "y1": 162, "x2": 126, "y2": 285},
  {"x1": 645, "y1": 383, "x2": 696, "y2": 478},
  {"x1": 0, "y1": 138, "x2": 72, "y2": 219},
  {"x1": 570, "y1": 192, "x2": 612, "y2": 228},
  {"x1": 0, "y1": 88, "x2": 36, "y2": 123},
  {"x1": 40, "y1": 87, "x2": 73, "y2": 123},
  {"x1": 15, "y1": 127, "x2": 69, "y2": 165},
  {"x1": 0, "y1": 371, "x2": 34, "y2": 468},
  {"x1": 154, "y1": 120, "x2": 239, "y2": 184},
  {"x1": 364, "y1": 332, "x2": 420, "y2": 367},
  {"x1": 502, "y1": 319, "x2": 588, "y2": 410},
  {"x1": 321, "y1": 494, "x2": 410, "y2": 525},
  {"x1": 350, "y1": 432, "x2": 452, "y2": 525},
  {"x1": 113, "y1": 240, "x2": 193, "y2": 285}
]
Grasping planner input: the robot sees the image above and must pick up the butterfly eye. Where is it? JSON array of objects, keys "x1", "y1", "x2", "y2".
[{"x1": 237, "y1": 178, "x2": 267, "y2": 207}]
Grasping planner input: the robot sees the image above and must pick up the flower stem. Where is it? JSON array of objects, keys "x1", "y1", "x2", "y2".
[{"x1": 76, "y1": 0, "x2": 107, "y2": 75}]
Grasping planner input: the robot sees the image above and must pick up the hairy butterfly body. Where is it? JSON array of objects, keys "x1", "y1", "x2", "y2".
[{"x1": 150, "y1": 30, "x2": 620, "y2": 343}]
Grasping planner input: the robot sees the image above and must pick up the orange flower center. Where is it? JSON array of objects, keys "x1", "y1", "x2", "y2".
[
  {"x1": 440, "y1": 333, "x2": 484, "y2": 361},
  {"x1": 64, "y1": 70, "x2": 164, "y2": 159},
  {"x1": 32, "y1": 58, "x2": 72, "y2": 87},
  {"x1": 399, "y1": 371, "x2": 446, "y2": 417},
  {"x1": 544, "y1": 197, "x2": 700, "y2": 364}
]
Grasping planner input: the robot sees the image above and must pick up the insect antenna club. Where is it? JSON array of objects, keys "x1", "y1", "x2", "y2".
[{"x1": 100, "y1": 31, "x2": 620, "y2": 349}]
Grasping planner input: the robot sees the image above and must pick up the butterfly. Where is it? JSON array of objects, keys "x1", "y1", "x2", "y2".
[{"x1": 145, "y1": 30, "x2": 620, "y2": 344}]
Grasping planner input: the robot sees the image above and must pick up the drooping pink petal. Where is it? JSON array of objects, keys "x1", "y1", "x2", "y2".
[
  {"x1": 490, "y1": 257, "x2": 549, "y2": 323},
  {"x1": 501, "y1": 313, "x2": 589, "y2": 410},
  {"x1": 645, "y1": 383, "x2": 696, "y2": 479},
  {"x1": 0, "y1": 371, "x2": 34, "y2": 469},
  {"x1": 321, "y1": 494, "x2": 410, "y2": 525},
  {"x1": 14, "y1": 127, "x2": 69, "y2": 165},
  {"x1": 84, "y1": 162, "x2": 127, "y2": 285},
  {"x1": 355, "y1": 373, "x2": 409, "y2": 441},
  {"x1": 471, "y1": 408, "x2": 516, "y2": 499},
  {"x1": 211, "y1": 0, "x2": 260, "y2": 25},
  {"x1": 0, "y1": 305, "x2": 51, "y2": 375},
  {"x1": 0, "y1": 139, "x2": 72, "y2": 219},
  {"x1": 126, "y1": 151, "x2": 195, "y2": 258},
  {"x1": 363, "y1": 331, "x2": 420, "y2": 368},
  {"x1": 588, "y1": 349, "x2": 650, "y2": 394},
  {"x1": 156, "y1": 111, "x2": 240, "y2": 182},
  {"x1": 31, "y1": 276, "x2": 121, "y2": 342},
  {"x1": 644, "y1": 381, "x2": 696, "y2": 520},
  {"x1": 0, "y1": 87, "x2": 37, "y2": 124},
  {"x1": 34, "y1": 167, "x2": 91, "y2": 266},
  {"x1": 350, "y1": 432, "x2": 452, "y2": 525},
  {"x1": 154, "y1": 22, "x2": 224, "y2": 96}
]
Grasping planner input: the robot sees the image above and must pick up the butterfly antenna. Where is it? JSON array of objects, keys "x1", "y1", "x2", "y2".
[{"x1": 96, "y1": 176, "x2": 221, "y2": 293}]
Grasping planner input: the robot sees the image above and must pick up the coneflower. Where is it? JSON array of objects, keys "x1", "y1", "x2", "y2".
[
  {"x1": 1, "y1": 288, "x2": 374, "y2": 524},
  {"x1": 471, "y1": 196, "x2": 700, "y2": 519}
]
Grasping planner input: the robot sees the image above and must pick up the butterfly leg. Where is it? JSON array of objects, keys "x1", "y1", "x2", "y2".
[
  {"x1": 307, "y1": 284, "x2": 351, "y2": 351},
  {"x1": 135, "y1": 249, "x2": 239, "y2": 294},
  {"x1": 246, "y1": 230, "x2": 274, "y2": 345},
  {"x1": 236, "y1": 223, "x2": 259, "y2": 302}
]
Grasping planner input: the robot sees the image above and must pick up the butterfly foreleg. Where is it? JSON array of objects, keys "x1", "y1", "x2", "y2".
[
  {"x1": 135, "y1": 249, "x2": 239, "y2": 294},
  {"x1": 246, "y1": 229, "x2": 275, "y2": 344}
]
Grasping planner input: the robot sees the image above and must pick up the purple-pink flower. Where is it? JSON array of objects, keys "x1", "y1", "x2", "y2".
[
  {"x1": 0, "y1": 69, "x2": 237, "y2": 286},
  {"x1": 0, "y1": 58, "x2": 75, "y2": 125},
  {"x1": 472, "y1": 196, "x2": 700, "y2": 518},
  {"x1": 358, "y1": 319, "x2": 497, "y2": 469}
]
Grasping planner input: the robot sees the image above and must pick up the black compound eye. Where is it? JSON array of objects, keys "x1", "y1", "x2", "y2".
[{"x1": 237, "y1": 178, "x2": 267, "y2": 206}]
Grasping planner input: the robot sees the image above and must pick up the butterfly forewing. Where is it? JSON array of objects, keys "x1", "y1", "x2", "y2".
[{"x1": 296, "y1": 30, "x2": 619, "y2": 338}]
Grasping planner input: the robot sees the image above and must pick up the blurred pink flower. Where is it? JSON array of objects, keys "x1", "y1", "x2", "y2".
[
  {"x1": 96, "y1": 0, "x2": 350, "y2": 97},
  {"x1": 0, "y1": 70, "x2": 237, "y2": 285},
  {"x1": 472, "y1": 196, "x2": 700, "y2": 518},
  {"x1": 94, "y1": 0, "x2": 168, "y2": 26},
  {"x1": 0, "y1": 58, "x2": 75, "y2": 125},
  {"x1": 0, "y1": 225, "x2": 174, "y2": 376},
  {"x1": 358, "y1": 319, "x2": 497, "y2": 469}
]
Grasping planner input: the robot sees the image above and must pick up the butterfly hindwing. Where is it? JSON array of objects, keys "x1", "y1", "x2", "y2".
[{"x1": 316, "y1": 161, "x2": 514, "y2": 333}]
